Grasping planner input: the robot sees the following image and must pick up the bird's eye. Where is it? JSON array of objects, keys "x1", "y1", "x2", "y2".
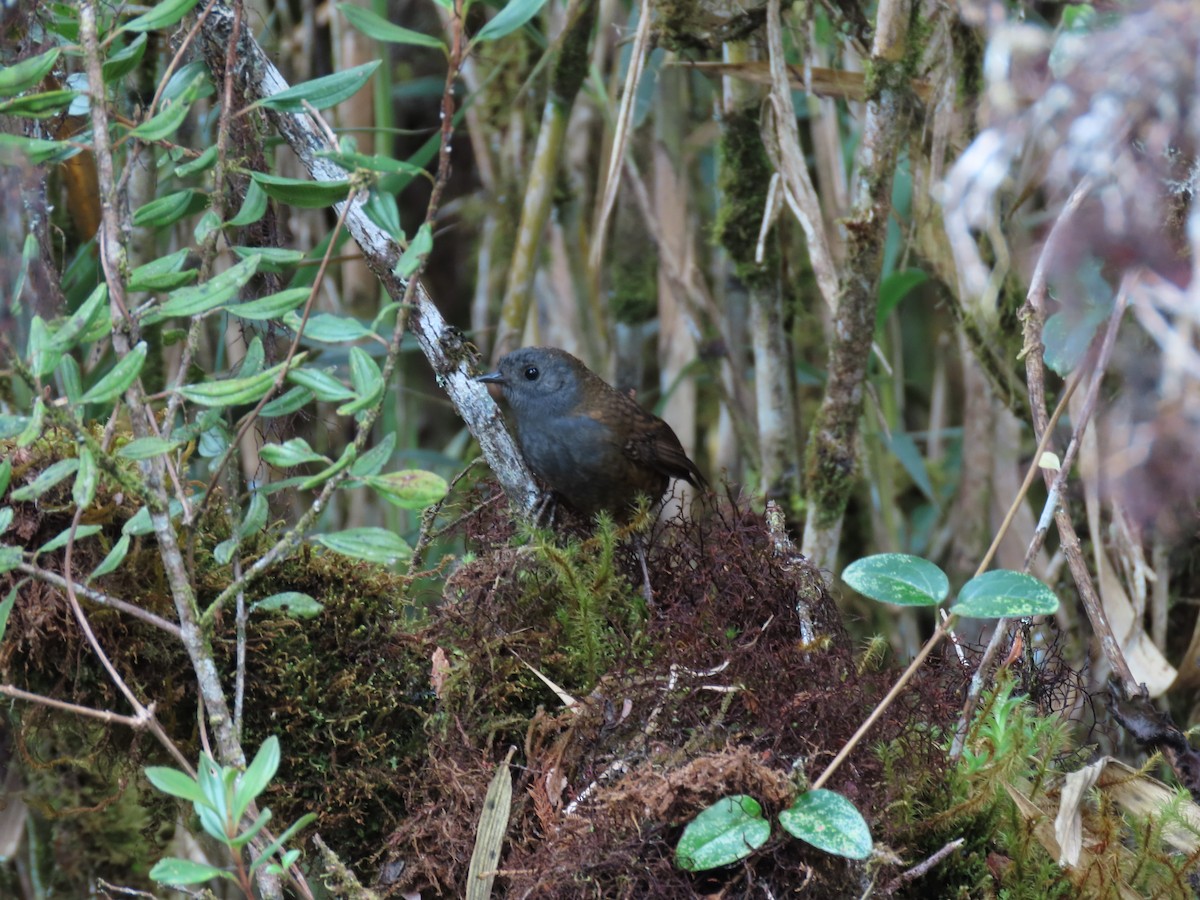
[{"x1": 523, "y1": 366, "x2": 539, "y2": 381}]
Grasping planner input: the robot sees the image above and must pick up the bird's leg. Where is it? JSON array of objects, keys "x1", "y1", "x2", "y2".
[
  {"x1": 533, "y1": 491, "x2": 558, "y2": 528},
  {"x1": 633, "y1": 533, "x2": 653, "y2": 605}
]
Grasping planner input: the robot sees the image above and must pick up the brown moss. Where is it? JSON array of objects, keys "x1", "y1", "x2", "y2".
[{"x1": 379, "y1": 488, "x2": 964, "y2": 897}]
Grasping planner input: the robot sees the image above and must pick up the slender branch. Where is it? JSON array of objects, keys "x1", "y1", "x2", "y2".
[
  {"x1": 17, "y1": 563, "x2": 182, "y2": 639},
  {"x1": 196, "y1": 1, "x2": 538, "y2": 521}
]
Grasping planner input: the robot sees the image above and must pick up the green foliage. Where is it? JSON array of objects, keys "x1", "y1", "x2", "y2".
[
  {"x1": 532, "y1": 511, "x2": 644, "y2": 689},
  {"x1": 842, "y1": 553, "x2": 1060, "y2": 619},
  {"x1": 676, "y1": 788, "x2": 873, "y2": 872},
  {"x1": 676, "y1": 795, "x2": 771, "y2": 870},
  {"x1": 146, "y1": 737, "x2": 316, "y2": 892}
]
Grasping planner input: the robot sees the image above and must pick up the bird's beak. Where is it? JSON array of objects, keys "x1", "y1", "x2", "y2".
[{"x1": 475, "y1": 370, "x2": 505, "y2": 385}]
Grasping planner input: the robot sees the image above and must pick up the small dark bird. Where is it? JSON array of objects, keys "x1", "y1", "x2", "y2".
[{"x1": 477, "y1": 347, "x2": 706, "y2": 521}]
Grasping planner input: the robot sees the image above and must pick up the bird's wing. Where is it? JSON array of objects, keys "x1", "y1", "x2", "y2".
[{"x1": 624, "y1": 409, "x2": 708, "y2": 489}]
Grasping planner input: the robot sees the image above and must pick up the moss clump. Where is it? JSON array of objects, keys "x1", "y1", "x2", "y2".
[{"x1": 716, "y1": 108, "x2": 777, "y2": 289}]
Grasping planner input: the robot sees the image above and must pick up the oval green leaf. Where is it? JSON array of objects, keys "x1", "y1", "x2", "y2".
[
  {"x1": 363, "y1": 470, "x2": 448, "y2": 510},
  {"x1": 80, "y1": 342, "x2": 148, "y2": 404},
  {"x1": 131, "y1": 188, "x2": 207, "y2": 228},
  {"x1": 282, "y1": 310, "x2": 372, "y2": 343},
  {"x1": 143, "y1": 254, "x2": 261, "y2": 323},
  {"x1": 227, "y1": 287, "x2": 310, "y2": 321},
  {"x1": 252, "y1": 172, "x2": 351, "y2": 208},
  {"x1": 338, "y1": 4, "x2": 447, "y2": 49},
  {"x1": 312, "y1": 527, "x2": 410, "y2": 566},
  {"x1": 128, "y1": 249, "x2": 197, "y2": 292},
  {"x1": 952, "y1": 569, "x2": 1060, "y2": 619},
  {"x1": 841, "y1": 553, "x2": 948, "y2": 607},
  {"x1": 0, "y1": 48, "x2": 61, "y2": 98},
  {"x1": 258, "y1": 60, "x2": 381, "y2": 112},
  {"x1": 475, "y1": 0, "x2": 551, "y2": 42},
  {"x1": 38, "y1": 524, "x2": 103, "y2": 554},
  {"x1": 778, "y1": 789, "x2": 872, "y2": 860},
  {"x1": 260, "y1": 438, "x2": 327, "y2": 468},
  {"x1": 250, "y1": 591, "x2": 324, "y2": 619},
  {"x1": 675, "y1": 795, "x2": 770, "y2": 872},
  {"x1": 10, "y1": 458, "x2": 80, "y2": 503},
  {"x1": 124, "y1": 0, "x2": 203, "y2": 32},
  {"x1": 90, "y1": 534, "x2": 130, "y2": 581},
  {"x1": 117, "y1": 437, "x2": 184, "y2": 460}
]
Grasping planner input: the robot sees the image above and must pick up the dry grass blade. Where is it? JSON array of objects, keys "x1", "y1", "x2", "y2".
[{"x1": 466, "y1": 747, "x2": 516, "y2": 900}]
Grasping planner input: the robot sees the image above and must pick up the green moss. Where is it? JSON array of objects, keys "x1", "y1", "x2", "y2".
[
  {"x1": 716, "y1": 108, "x2": 776, "y2": 288},
  {"x1": 550, "y1": 0, "x2": 596, "y2": 104}
]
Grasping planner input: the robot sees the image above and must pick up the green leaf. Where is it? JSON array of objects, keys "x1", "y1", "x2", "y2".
[
  {"x1": 38, "y1": 524, "x2": 103, "y2": 554},
  {"x1": 0, "y1": 48, "x2": 61, "y2": 98},
  {"x1": 337, "y1": 347, "x2": 384, "y2": 414},
  {"x1": 103, "y1": 34, "x2": 148, "y2": 83},
  {"x1": 297, "y1": 445, "x2": 356, "y2": 490},
  {"x1": 10, "y1": 458, "x2": 80, "y2": 502},
  {"x1": 131, "y1": 188, "x2": 207, "y2": 228},
  {"x1": 72, "y1": 447, "x2": 98, "y2": 507},
  {"x1": 393, "y1": 222, "x2": 433, "y2": 278},
  {"x1": 286, "y1": 367, "x2": 355, "y2": 402},
  {"x1": 49, "y1": 283, "x2": 109, "y2": 352},
  {"x1": 0, "y1": 133, "x2": 78, "y2": 166},
  {"x1": 0, "y1": 459, "x2": 12, "y2": 496},
  {"x1": 226, "y1": 287, "x2": 310, "y2": 321},
  {"x1": 317, "y1": 147, "x2": 429, "y2": 177},
  {"x1": 952, "y1": 569, "x2": 1060, "y2": 619},
  {"x1": 117, "y1": 437, "x2": 184, "y2": 459},
  {"x1": 175, "y1": 144, "x2": 217, "y2": 177},
  {"x1": 80, "y1": 341, "x2": 147, "y2": 404},
  {"x1": 128, "y1": 249, "x2": 197, "y2": 292},
  {"x1": 350, "y1": 432, "x2": 395, "y2": 477},
  {"x1": 177, "y1": 355, "x2": 303, "y2": 408},
  {"x1": 230, "y1": 246, "x2": 304, "y2": 272},
  {"x1": 363, "y1": 470, "x2": 448, "y2": 510},
  {"x1": 16, "y1": 397, "x2": 45, "y2": 448},
  {"x1": 1043, "y1": 305, "x2": 1108, "y2": 376},
  {"x1": 124, "y1": 0, "x2": 203, "y2": 32},
  {"x1": 90, "y1": 534, "x2": 130, "y2": 580},
  {"x1": 238, "y1": 335, "x2": 265, "y2": 377},
  {"x1": 260, "y1": 385, "x2": 314, "y2": 417},
  {"x1": 248, "y1": 812, "x2": 317, "y2": 874},
  {"x1": 233, "y1": 736, "x2": 280, "y2": 821},
  {"x1": 841, "y1": 553, "x2": 948, "y2": 607},
  {"x1": 0, "y1": 90, "x2": 78, "y2": 119},
  {"x1": 338, "y1": 4, "x2": 447, "y2": 49},
  {"x1": 0, "y1": 546, "x2": 22, "y2": 575},
  {"x1": 312, "y1": 527, "x2": 410, "y2": 565},
  {"x1": 282, "y1": 310, "x2": 372, "y2": 343},
  {"x1": 148, "y1": 858, "x2": 233, "y2": 885},
  {"x1": 258, "y1": 61, "x2": 381, "y2": 112},
  {"x1": 11, "y1": 233, "x2": 36, "y2": 311},
  {"x1": 227, "y1": 178, "x2": 268, "y2": 227},
  {"x1": 238, "y1": 492, "x2": 268, "y2": 538},
  {"x1": 475, "y1": 0, "x2": 551, "y2": 41},
  {"x1": 0, "y1": 508, "x2": 10, "y2": 536},
  {"x1": 143, "y1": 255, "x2": 261, "y2": 323},
  {"x1": 251, "y1": 172, "x2": 351, "y2": 209},
  {"x1": 145, "y1": 766, "x2": 206, "y2": 804},
  {"x1": 884, "y1": 432, "x2": 934, "y2": 502},
  {"x1": 251, "y1": 591, "x2": 324, "y2": 618},
  {"x1": 778, "y1": 789, "x2": 872, "y2": 860},
  {"x1": 129, "y1": 94, "x2": 194, "y2": 141},
  {"x1": 260, "y1": 438, "x2": 327, "y2": 467},
  {"x1": 0, "y1": 416, "x2": 31, "y2": 440},
  {"x1": 675, "y1": 795, "x2": 770, "y2": 871},
  {"x1": 28, "y1": 315, "x2": 62, "y2": 378},
  {"x1": 876, "y1": 268, "x2": 927, "y2": 326},
  {"x1": 0, "y1": 581, "x2": 18, "y2": 644}
]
